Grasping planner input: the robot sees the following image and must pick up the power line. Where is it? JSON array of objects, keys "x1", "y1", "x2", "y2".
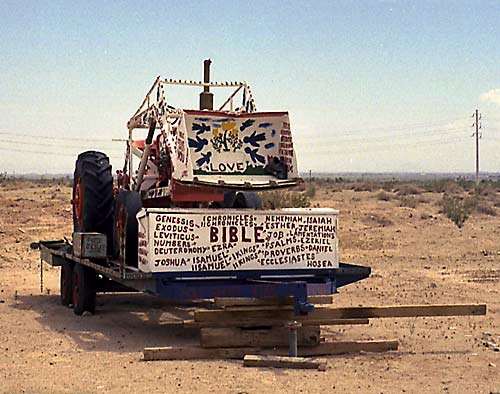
[
  {"x1": 0, "y1": 138, "x2": 124, "y2": 151},
  {"x1": 0, "y1": 146, "x2": 123, "y2": 159},
  {"x1": 294, "y1": 117, "x2": 468, "y2": 138},
  {"x1": 0, "y1": 131, "x2": 122, "y2": 142},
  {"x1": 300, "y1": 135, "x2": 469, "y2": 155},
  {"x1": 297, "y1": 126, "x2": 467, "y2": 144}
]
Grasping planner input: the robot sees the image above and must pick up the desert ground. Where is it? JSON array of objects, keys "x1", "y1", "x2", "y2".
[{"x1": 0, "y1": 178, "x2": 498, "y2": 393}]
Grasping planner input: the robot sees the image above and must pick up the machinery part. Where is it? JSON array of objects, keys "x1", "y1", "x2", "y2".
[
  {"x1": 72, "y1": 263, "x2": 96, "y2": 315},
  {"x1": 233, "y1": 192, "x2": 262, "y2": 209},
  {"x1": 60, "y1": 262, "x2": 74, "y2": 307},
  {"x1": 223, "y1": 191, "x2": 262, "y2": 209},
  {"x1": 199, "y1": 59, "x2": 213, "y2": 110},
  {"x1": 264, "y1": 157, "x2": 288, "y2": 179},
  {"x1": 72, "y1": 151, "x2": 114, "y2": 255},
  {"x1": 286, "y1": 321, "x2": 301, "y2": 357},
  {"x1": 135, "y1": 119, "x2": 156, "y2": 191},
  {"x1": 294, "y1": 299, "x2": 314, "y2": 315},
  {"x1": 114, "y1": 190, "x2": 142, "y2": 267}
]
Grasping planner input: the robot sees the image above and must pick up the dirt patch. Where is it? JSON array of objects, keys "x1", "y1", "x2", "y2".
[{"x1": 0, "y1": 179, "x2": 499, "y2": 393}]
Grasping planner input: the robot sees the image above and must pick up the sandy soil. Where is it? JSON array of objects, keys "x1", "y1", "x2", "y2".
[{"x1": 0, "y1": 180, "x2": 498, "y2": 393}]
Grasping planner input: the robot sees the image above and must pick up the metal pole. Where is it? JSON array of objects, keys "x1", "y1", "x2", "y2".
[
  {"x1": 135, "y1": 120, "x2": 156, "y2": 191},
  {"x1": 475, "y1": 109, "x2": 479, "y2": 186},
  {"x1": 203, "y1": 59, "x2": 211, "y2": 92},
  {"x1": 200, "y1": 59, "x2": 214, "y2": 110},
  {"x1": 286, "y1": 321, "x2": 301, "y2": 357}
]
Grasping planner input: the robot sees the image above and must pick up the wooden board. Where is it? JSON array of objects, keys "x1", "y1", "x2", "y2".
[
  {"x1": 182, "y1": 318, "x2": 369, "y2": 328},
  {"x1": 200, "y1": 326, "x2": 320, "y2": 348},
  {"x1": 243, "y1": 355, "x2": 326, "y2": 370},
  {"x1": 214, "y1": 295, "x2": 333, "y2": 308},
  {"x1": 194, "y1": 304, "x2": 487, "y2": 324},
  {"x1": 142, "y1": 339, "x2": 399, "y2": 361}
]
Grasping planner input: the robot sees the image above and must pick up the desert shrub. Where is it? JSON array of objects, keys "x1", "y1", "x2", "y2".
[
  {"x1": 476, "y1": 184, "x2": 497, "y2": 197},
  {"x1": 422, "y1": 179, "x2": 462, "y2": 194},
  {"x1": 0, "y1": 172, "x2": 8, "y2": 185},
  {"x1": 352, "y1": 182, "x2": 377, "y2": 192},
  {"x1": 305, "y1": 183, "x2": 317, "y2": 199},
  {"x1": 260, "y1": 191, "x2": 310, "y2": 209},
  {"x1": 456, "y1": 177, "x2": 474, "y2": 191},
  {"x1": 475, "y1": 202, "x2": 497, "y2": 216},
  {"x1": 395, "y1": 183, "x2": 423, "y2": 196},
  {"x1": 440, "y1": 194, "x2": 473, "y2": 228},
  {"x1": 416, "y1": 195, "x2": 430, "y2": 204},
  {"x1": 380, "y1": 180, "x2": 398, "y2": 192},
  {"x1": 399, "y1": 195, "x2": 418, "y2": 208},
  {"x1": 376, "y1": 190, "x2": 392, "y2": 201}
]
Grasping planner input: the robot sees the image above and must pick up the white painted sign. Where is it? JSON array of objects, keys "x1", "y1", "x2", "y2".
[
  {"x1": 137, "y1": 208, "x2": 339, "y2": 274},
  {"x1": 170, "y1": 111, "x2": 299, "y2": 186}
]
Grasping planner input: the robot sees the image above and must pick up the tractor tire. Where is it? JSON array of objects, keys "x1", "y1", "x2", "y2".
[
  {"x1": 60, "y1": 262, "x2": 74, "y2": 307},
  {"x1": 72, "y1": 151, "x2": 114, "y2": 255},
  {"x1": 114, "y1": 190, "x2": 142, "y2": 267},
  {"x1": 72, "y1": 263, "x2": 96, "y2": 315}
]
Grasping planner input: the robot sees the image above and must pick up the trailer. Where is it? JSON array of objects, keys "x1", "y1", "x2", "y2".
[
  {"x1": 34, "y1": 220, "x2": 371, "y2": 315},
  {"x1": 33, "y1": 61, "x2": 486, "y2": 360},
  {"x1": 32, "y1": 60, "x2": 371, "y2": 318}
]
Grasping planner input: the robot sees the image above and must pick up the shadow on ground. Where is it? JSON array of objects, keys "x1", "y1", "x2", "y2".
[{"x1": 12, "y1": 292, "x2": 203, "y2": 353}]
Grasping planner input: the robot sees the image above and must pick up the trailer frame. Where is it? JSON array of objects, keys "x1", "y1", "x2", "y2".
[{"x1": 34, "y1": 239, "x2": 371, "y2": 315}]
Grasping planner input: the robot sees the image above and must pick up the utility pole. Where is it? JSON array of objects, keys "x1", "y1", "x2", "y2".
[{"x1": 472, "y1": 109, "x2": 481, "y2": 186}]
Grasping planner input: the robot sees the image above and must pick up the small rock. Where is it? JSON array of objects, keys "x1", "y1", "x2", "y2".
[
  {"x1": 82, "y1": 311, "x2": 93, "y2": 317},
  {"x1": 489, "y1": 362, "x2": 496, "y2": 368}
]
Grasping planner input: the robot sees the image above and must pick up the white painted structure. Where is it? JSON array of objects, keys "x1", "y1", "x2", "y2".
[{"x1": 137, "y1": 208, "x2": 339, "y2": 274}]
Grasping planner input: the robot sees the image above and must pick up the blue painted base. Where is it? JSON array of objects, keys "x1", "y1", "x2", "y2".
[{"x1": 151, "y1": 262, "x2": 370, "y2": 315}]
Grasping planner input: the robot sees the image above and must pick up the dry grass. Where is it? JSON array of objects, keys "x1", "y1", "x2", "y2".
[
  {"x1": 394, "y1": 183, "x2": 423, "y2": 196},
  {"x1": 362, "y1": 212, "x2": 393, "y2": 227},
  {"x1": 375, "y1": 190, "x2": 393, "y2": 201},
  {"x1": 260, "y1": 190, "x2": 310, "y2": 209},
  {"x1": 398, "y1": 195, "x2": 418, "y2": 209}
]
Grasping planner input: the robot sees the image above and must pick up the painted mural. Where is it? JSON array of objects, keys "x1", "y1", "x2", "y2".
[{"x1": 182, "y1": 112, "x2": 295, "y2": 178}]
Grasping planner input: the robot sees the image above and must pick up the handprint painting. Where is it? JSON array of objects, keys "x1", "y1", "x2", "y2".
[{"x1": 183, "y1": 111, "x2": 296, "y2": 178}]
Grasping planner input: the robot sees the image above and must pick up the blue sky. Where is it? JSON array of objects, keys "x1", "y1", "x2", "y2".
[{"x1": 1, "y1": 1, "x2": 499, "y2": 174}]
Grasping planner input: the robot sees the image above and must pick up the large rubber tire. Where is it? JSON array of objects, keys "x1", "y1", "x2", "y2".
[
  {"x1": 72, "y1": 151, "x2": 114, "y2": 255},
  {"x1": 72, "y1": 263, "x2": 96, "y2": 315},
  {"x1": 60, "y1": 262, "x2": 74, "y2": 307},
  {"x1": 114, "y1": 191, "x2": 142, "y2": 267}
]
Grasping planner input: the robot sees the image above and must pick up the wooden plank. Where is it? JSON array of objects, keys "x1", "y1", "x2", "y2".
[
  {"x1": 182, "y1": 318, "x2": 369, "y2": 328},
  {"x1": 194, "y1": 304, "x2": 487, "y2": 323},
  {"x1": 243, "y1": 355, "x2": 326, "y2": 370},
  {"x1": 214, "y1": 295, "x2": 333, "y2": 308},
  {"x1": 299, "y1": 339, "x2": 399, "y2": 356},
  {"x1": 200, "y1": 326, "x2": 320, "y2": 348},
  {"x1": 142, "y1": 339, "x2": 398, "y2": 361}
]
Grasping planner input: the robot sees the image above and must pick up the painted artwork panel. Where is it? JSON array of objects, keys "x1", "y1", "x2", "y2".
[
  {"x1": 137, "y1": 209, "x2": 339, "y2": 273},
  {"x1": 182, "y1": 111, "x2": 296, "y2": 178}
]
